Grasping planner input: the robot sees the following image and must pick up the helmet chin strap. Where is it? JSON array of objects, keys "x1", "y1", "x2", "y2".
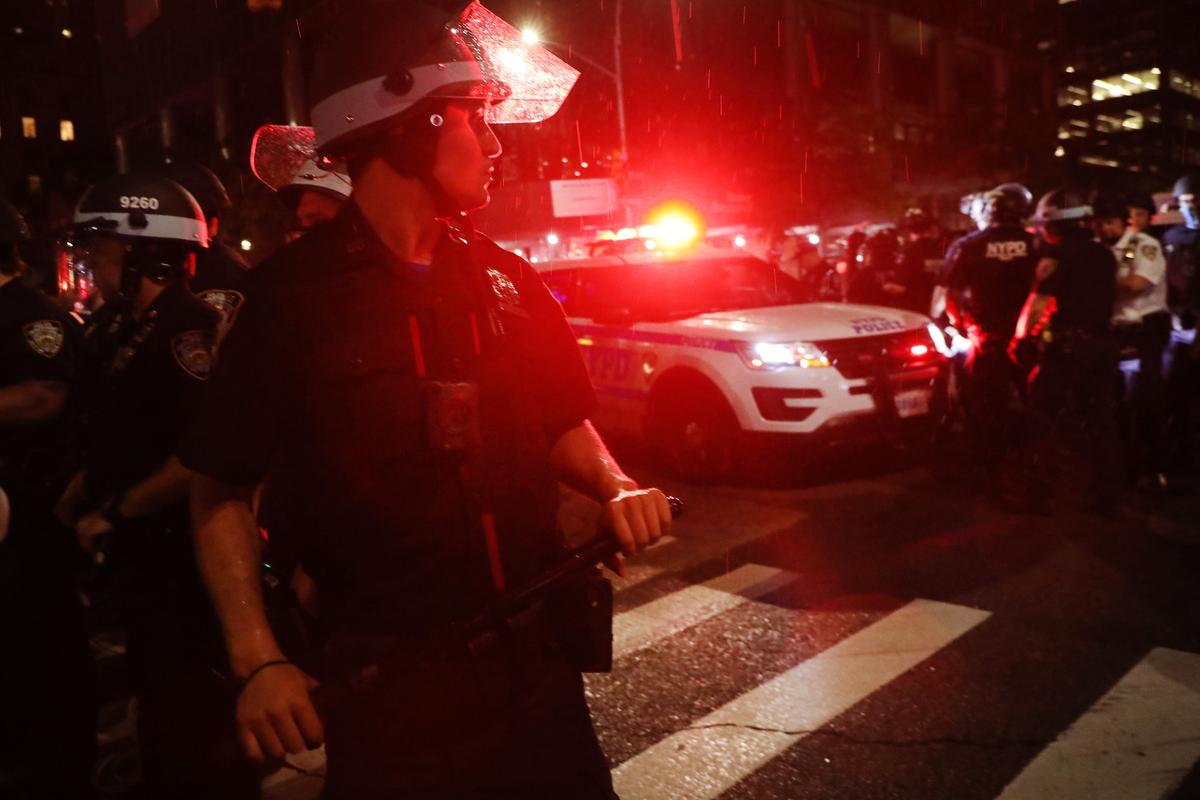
[{"x1": 377, "y1": 109, "x2": 466, "y2": 219}]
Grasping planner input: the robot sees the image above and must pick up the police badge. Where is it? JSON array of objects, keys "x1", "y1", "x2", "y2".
[
  {"x1": 487, "y1": 268, "x2": 521, "y2": 307},
  {"x1": 1141, "y1": 244, "x2": 1158, "y2": 260},
  {"x1": 172, "y1": 330, "x2": 215, "y2": 380},
  {"x1": 196, "y1": 289, "x2": 246, "y2": 328},
  {"x1": 22, "y1": 320, "x2": 65, "y2": 359}
]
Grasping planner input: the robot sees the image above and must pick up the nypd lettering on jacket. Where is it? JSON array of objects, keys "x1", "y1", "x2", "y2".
[{"x1": 984, "y1": 240, "x2": 1029, "y2": 262}]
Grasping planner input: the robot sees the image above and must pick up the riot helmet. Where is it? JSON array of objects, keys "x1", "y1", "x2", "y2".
[
  {"x1": 250, "y1": 124, "x2": 352, "y2": 208},
  {"x1": 307, "y1": 1, "x2": 578, "y2": 213},
  {"x1": 1032, "y1": 188, "x2": 1092, "y2": 240},
  {"x1": 70, "y1": 172, "x2": 208, "y2": 297},
  {"x1": 984, "y1": 182, "x2": 1032, "y2": 226},
  {"x1": 1174, "y1": 173, "x2": 1200, "y2": 229},
  {"x1": 900, "y1": 207, "x2": 934, "y2": 236},
  {"x1": 160, "y1": 159, "x2": 232, "y2": 224}
]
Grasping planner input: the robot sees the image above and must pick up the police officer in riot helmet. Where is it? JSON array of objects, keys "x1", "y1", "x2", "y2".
[
  {"x1": 894, "y1": 207, "x2": 943, "y2": 314},
  {"x1": 160, "y1": 158, "x2": 249, "y2": 327},
  {"x1": 181, "y1": 3, "x2": 670, "y2": 797},
  {"x1": 940, "y1": 182, "x2": 1036, "y2": 489},
  {"x1": 54, "y1": 173, "x2": 258, "y2": 798},
  {"x1": 1163, "y1": 173, "x2": 1200, "y2": 471},
  {"x1": 1010, "y1": 188, "x2": 1122, "y2": 512},
  {"x1": 1091, "y1": 190, "x2": 1171, "y2": 489},
  {"x1": 0, "y1": 198, "x2": 94, "y2": 797}
]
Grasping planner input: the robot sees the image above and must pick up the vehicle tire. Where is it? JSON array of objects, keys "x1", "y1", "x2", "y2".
[{"x1": 650, "y1": 386, "x2": 738, "y2": 485}]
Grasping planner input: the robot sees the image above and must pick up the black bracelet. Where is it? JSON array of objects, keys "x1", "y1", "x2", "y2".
[{"x1": 238, "y1": 659, "x2": 293, "y2": 691}]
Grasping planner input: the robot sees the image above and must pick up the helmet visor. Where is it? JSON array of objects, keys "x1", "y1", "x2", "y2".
[
  {"x1": 442, "y1": 2, "x2": 580, "y2": 125},
  {"x1": 251, "y1": 125, "x2": 352, "y2": 196}
]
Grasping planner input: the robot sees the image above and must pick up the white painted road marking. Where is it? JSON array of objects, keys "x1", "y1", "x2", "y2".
[
  {"x1": 611, "y1": 599, "x2": 992, "y2": 800},
  {"x1": 613, "y1": 563, "x2": 798, "y2": 659},
  {"x1": 997, "y1": 646, "x2": 1200, "y2": 800}
]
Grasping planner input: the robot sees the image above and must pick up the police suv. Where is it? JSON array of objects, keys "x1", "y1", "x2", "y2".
[{"x1": 537, "y1": 249, "x2": 947, "y2": 482}]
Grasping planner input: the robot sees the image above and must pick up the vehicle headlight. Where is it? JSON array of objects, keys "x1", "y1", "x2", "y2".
[{"x1": 736, "y1": 341, "x2": 832, "y2": 370}]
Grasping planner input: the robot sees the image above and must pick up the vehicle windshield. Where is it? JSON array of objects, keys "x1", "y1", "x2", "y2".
[{"x1": 576, "y1": 258, "x2": 810, "y2": 322}]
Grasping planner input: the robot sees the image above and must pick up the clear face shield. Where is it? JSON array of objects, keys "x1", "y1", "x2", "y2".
[{"x1": 251, "y1": 125, "x2": 352, "y2": 196}]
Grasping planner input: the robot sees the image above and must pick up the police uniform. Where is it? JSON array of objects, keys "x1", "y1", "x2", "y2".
[
  {"x1": 191, "y1": 237, "x2": 249, "y2": 336},
  {"x1": 1163, "y1": 222, "x2": 1200, "y2": 469},
  {"x1": 180, "y1": 203, "x2": 615, "y2": 798},
  {"x1": 1028, "y1": 230, "x2": 1123, "y2": 507},
  {"x1": 895, "y1": 235, "x2": 944, "y2": 314},
  {"x1": 1110, "y1": 229, "x2": 1170, "y2": 483},
  {"x1": 942, "y1": 224, "x2": 1036, "y2": 474},
  {"x1": 0, "y1": 278, "x2": 94, "y2": 796}
]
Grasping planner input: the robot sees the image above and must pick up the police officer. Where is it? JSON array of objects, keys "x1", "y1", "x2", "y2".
[
  {"x1": 182, "y1": 2, "x2": 670, "y2": 798},
  {"x1": 54, "y1": 173, "x2": 258, "y2": 798},
  {"x1": 160, "y1": 159, "x2": 249, "y2": 328},
  {"x1": 894, "y1": 207, "x2": 944, "y2": 314},
  {"x1": 1092, "y1": 191, "x2": 1171, "y2": 489},
  {"x1": 250, "y1": 124, "x2": 352, "y2": 245},
  {"x1": 941, "y1": 183, "x2": 1037, "y2": 488},
  {"x1": 1163, "y1": 173, "x2": 1200, "y2": 471},
  {"x1": 0, "y1": 198, "x2": 93, "y2": 797},
  {"x1": 1011, "y1": 189, "x2": 1122, "y2": 513},
  {"x1": 1127, "y1": 193, "x2": 1157, "y2": 237}
]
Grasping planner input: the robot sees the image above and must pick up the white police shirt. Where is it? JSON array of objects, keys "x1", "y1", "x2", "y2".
[{"x1": 1111, "y1": 228, "x2": 1168, "y2": 325}]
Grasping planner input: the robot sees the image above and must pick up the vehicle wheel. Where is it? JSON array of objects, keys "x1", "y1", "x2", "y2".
[{"x1": 651, "y1": 390, "x2": 738, "y2": 485}]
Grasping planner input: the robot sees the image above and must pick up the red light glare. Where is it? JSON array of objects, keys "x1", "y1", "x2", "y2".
[{"x1": 910, "y1": 344, "x2": 929, "y2": 357}]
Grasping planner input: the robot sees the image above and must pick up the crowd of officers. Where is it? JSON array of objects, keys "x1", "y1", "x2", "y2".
[
  {"x1": 826, "y1": 178, "x2": 1200, "y2": 510},
  {"x1": 0, "y1": 141, "x2": 366, "y2": 798}
]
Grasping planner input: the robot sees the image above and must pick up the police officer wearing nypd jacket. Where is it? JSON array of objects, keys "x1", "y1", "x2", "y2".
[
  {"x1": 1163, "y1": 174, "x2": 1200, "y2": 471},
  {"x1": 941, "y1": 183, "x2": 1037, "y2": 488},
  {"x1": 53, "y1": 173, "x2": 260, "y2": 798},
  {"x1": 1090, "y1": 190, "x2": 1171, "y2": 490},
  {"x1": 181, "y1": 2, "x2": 671, "y2": 798},
  {"x1": 0, "y1": 197, "x2": 95, "y2": 797},
  {"x1": 1011, "y1": 189, "x2": 1122, "y2": 513}
]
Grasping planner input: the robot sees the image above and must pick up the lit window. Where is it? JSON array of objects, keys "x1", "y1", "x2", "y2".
[
  {"x1": 1057, "y1": 85, "x2": 1090, "y2": 107},
  {"x1": 1054, "y1": 146, "x2": 1066, "y2": 157},
  {"x1": 1091, "y1": 69, "x2": 1159, "y2": 101},
  {"x1": 59, "y1": 120, "x2": 75, "y2": 141},
  {"x1": 61, "y1": 28, "x2": 72, "y2": 38},
  {"x1": 1169, "y1": 71, "x2": 1200, "y2": 101},
  {"x1": 21, "y1": 117, "x2": 36, "y2": 138}
]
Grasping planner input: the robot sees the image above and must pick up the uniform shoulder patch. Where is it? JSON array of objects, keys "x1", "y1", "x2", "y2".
[
  {"x1": 1035, "y1": 257, "x2": 1059, "y2": 281},
  {"x1": 22, "y1": 319, "x2": 65, "y2": 359},
  {"x1": 1141, "y1": 242, "x2": 1160, "y2": 260},
  {"x1": 172, "y1": 329, "x2": 215, "y2": 380},
  {"x1": 487, "y1": 267, "x2": 522, "y2": 307}
]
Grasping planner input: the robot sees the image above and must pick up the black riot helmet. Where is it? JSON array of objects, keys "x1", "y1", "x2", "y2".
[
  {"x1": 984, "y1": 182, "x2": 1032, "y2": 226},
  {"x1": 160, "y1": 159, "x2": 232, "y2": 223},
  {"x1": 0, "y1": 196, "x2": 32, "y2": 276},
  {"x1": 1173, "y1": 173, "x2": 1199, "y2": 199},
  {"x1": 71, "y1": 172, "x2": 208, "y2": 294},
  {"x1": 1089, "y1": 189, "x2": 1127, "y2": 222},
  {"x1": 307, "y1": 0, "x2": 578, "y2": 212}
]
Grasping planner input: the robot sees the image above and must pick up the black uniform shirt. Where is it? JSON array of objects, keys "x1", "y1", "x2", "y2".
[
  {"x1": 1033, "y1": 230, "x2": 1118, "y2": 337},
  {"x1": 0, "y1": 279, "x2": 78, "y2": 487},
  {"x1": 179, "y1": 203, "x2": 597, "y2": 635},
  {"x1": 943, "y1": 225, "x2": 1037, "y2": 340},
  {"x1": 83, "y1": 282, "x2": 218, "y2": 505},
  {"x1": 894, "y1": 236, "x2": 943, "y2": 314},
  {"x1": 1163, "y1": 223, "x2": 1200, "y2": 325}
]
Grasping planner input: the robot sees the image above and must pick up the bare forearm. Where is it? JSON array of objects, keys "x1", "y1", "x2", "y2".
[
  {"x1": 0, "y1": 382, "x2": 66, "y2": 426},
  {"x1": 549, "y1": 422, "x2": 637, "y2": 502},
  {"x1": 192, "y1": 475, "x2": 280, "y2": 677},
  {"x1": 1014, "y1": 293, "x2": 1053, "y2": 340},
  {"x1": 117, "y1": 456, "x2": 193, "y2": 519}
]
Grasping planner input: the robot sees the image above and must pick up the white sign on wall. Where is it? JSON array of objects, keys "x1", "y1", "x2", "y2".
[{"x1": 550, "y1": 179, "x2": 618, "y2": 218}]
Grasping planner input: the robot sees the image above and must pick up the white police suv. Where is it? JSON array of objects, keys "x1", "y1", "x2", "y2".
[{"x1": 538, "y1": 249, "x2": 946, "y2": 482}]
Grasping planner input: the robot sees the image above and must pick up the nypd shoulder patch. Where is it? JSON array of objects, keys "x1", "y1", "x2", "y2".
[
  {"x1": 22, "y1": 320, "x2": 65, "y2": 359},
  {"x1": 1140, "y1": 243, "x2": 1159, "y2": 260},
  {"x1": 172, "y1": 329, "x2": 215, "y2": 380},
  {"x1": 196, "y1": 289, "x2": 246, "y2": 327}
]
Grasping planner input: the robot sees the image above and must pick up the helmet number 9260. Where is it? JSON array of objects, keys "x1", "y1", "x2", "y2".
[{"x1": 120, "y1": 195, "x2": 160, "y2": 211}]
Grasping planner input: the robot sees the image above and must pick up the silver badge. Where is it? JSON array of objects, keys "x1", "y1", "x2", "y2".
[
  {"x1": 22, "y1": 320, "x2": 65, "y2": 359},
  {"x1": 487, "y1": 268, "x2": 521, "y2": 306}
]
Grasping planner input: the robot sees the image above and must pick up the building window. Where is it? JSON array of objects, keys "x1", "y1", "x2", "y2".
[
  {"x1": 1057, "y1": 85, "x2": 1090, "y2": 107},
  {"x1": 1091, "y1": 69, "x2": 1160, "y2": 102},
  {"x1": 59, "y1": 120, "x2": 75, "y2": 141},
  {"x1": 21, "y1": 117, "x2": 36, "y2": 138},
  {"x1": 1094, "y1": 109, "x2": 1147, "y2": 133},
  {"x1": 1058, "y1": 119, "x2": 1089, "y2": 139},
  {"x1": 1169, "y1": 71, "x2": 1200, "y2": 101},
  {"x1": 28, "y1": 175, "x2": 42, "y2": 193}
]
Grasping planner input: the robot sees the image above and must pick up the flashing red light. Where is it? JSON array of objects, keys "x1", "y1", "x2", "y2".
[{"x1": 910, "y1": 344, "x2": 930, "y2": 357}]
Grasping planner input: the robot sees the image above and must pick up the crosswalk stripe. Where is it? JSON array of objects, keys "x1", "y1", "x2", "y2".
[
  {"x1": 996, "y1": 646, "x2": 1200, "y2": 800},
  {"x1": 613, "y1": 563, "x2": 798, "y2": 659},
  {"x1": 611, "y1": 598, "x2": 991, "y2": 800}
]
